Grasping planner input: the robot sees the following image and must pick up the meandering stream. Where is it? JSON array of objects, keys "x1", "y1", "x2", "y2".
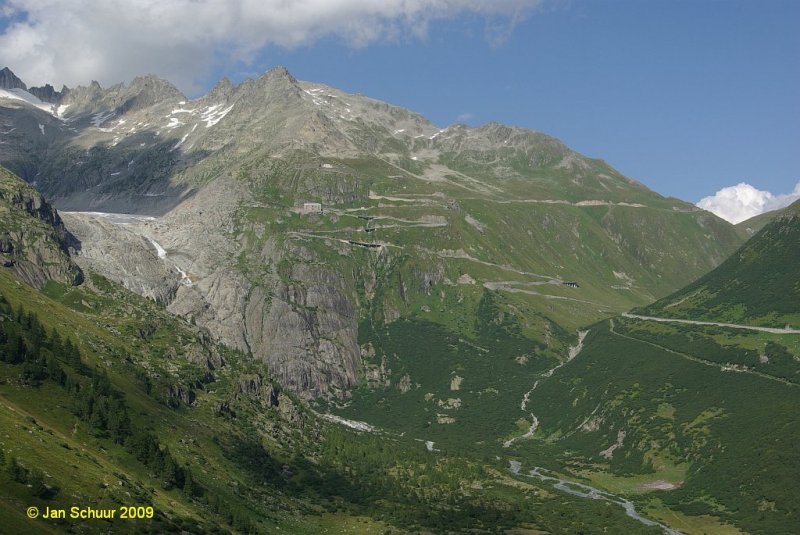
[{"x1": 509, "y1": 461, "x2": 683, "y2": 535}]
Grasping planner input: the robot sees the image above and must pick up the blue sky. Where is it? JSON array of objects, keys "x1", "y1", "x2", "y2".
[{"x1": 2, "y1": 0, "x2": 798, "y2": 207}]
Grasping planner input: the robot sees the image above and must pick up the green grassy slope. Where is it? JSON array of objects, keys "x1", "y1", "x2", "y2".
[
  {"x1": 514, "y1": 317, "x2": 800, "y2": 534},
  {"x1": 487, "y1": 211, "x2": 800, "y2": 534},
  {"x1": 736, "y1": 203, "x2": 794, "y2": 235},
  {"x1": 337, "y1": 290, "x2": 800, "y2": 534},
  {"x1": 238, "y1": 148, "x2": 744, "y2": 315},
  {"x1": 638, "y1": 200, "x2": 800, "y2": 328},
  {"x1": 333, "y1": 200, "x2": 800, "y2": 534}
]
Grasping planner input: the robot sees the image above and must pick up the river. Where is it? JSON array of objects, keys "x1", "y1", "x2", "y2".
[{"x1": 509, "y1": 461, "x2": 683, "y2": 535}]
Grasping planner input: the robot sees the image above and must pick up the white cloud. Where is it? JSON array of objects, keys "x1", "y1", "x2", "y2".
[
  {"x1": 696, "y1": 181, "x2": 800, "y2": 224},
  {"x1": 455, "y1": 112, "x2": 474, "y2": 123},
  {"x1": 0, "y1": 0, "x2": 542, "y2": 94}
]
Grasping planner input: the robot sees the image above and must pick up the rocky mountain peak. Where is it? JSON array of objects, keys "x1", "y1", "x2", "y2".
[
  {"x1": 223, "y1": 65, "x2": 305, "y2": 112},
  {"x1": 60, "y1": 80, "x2": 105, "y2": 111},
  {"x1": 251, "y1": 65, "x2": 302, "y2": 96},
  {"x1": 28, "y1": 83, "x2": 69, "y2": 103},
  {"x1": 120, "y1": 74, "x2": 185, "y2": 110},
  {"x1": 206, "y1": 76, "x2": 235, "y2": 100},
  {"x1": 127, "y1": 74, "x2": 184, "y2": 98},
  {"x1": 264, "y1": 65, "x2": 297, "y2": 84},
  {"x1": 0, "y1": 67, "x2": 27, "y2": 91}
]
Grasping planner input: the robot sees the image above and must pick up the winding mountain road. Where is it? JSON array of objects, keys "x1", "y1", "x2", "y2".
[
  {"x1": 610, "y1": 320, "x2": 799, "y2": 388},
  {"x1": 622, "y1": 313, "x2": 800, "y2": 334}
]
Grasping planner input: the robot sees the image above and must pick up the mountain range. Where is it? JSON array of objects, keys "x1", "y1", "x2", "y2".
[{"x1": 1, "y1": 66, "x2": 797, "y2": 534}]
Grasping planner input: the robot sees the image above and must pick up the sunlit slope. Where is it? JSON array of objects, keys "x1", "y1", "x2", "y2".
[
  {"x1": 638, "y1": 199, "x2": 800, "y2": 328},
  {"x1": 235, "y1": 146, "x2": 744, "y2": 327},
  {"x1": 736, "y1": 202, "x2": 794, "y2": 235}
]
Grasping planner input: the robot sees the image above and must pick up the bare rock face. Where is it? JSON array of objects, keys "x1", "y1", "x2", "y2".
[
  {"x1": 167, "y1": 268, "x2": 252, "y2": 350},
  {"x1": 166, "y1": 384, "x2": 196, "y2": 406},
  {"x1": 28, "y1": 84, "x2": 69, "y2": 104},
  {"x1": 174, "y1": 248, "x2": 361, "y2": 400},
  {"x1": 55, "y1": 169, "x2": 363, "y2": 400},
  {"x1": 60, "y1": 212, "x2": 180, "y2": 304},
  {"x1": 0, "y1": 166, "x2": 83, "y2": 288},
  {"x1": 246, "y1": 257, "x2": 360, "y2": 399},
  {"x1": 154, "y1": 174, "x2": 361, "y2": 399}
]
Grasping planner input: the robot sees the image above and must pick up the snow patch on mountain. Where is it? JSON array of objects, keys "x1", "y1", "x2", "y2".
[
  {"x1": 201, "y1": 104, "x2": 234, "y2": 127},
  {"x1": 320, "y1": 413, "x2": 376, "y2": 432},
  {"x1": 166, "y1": 117, "x2": 184, "y2": 129},
  {"x1": 91, "y1": 110, "x2": 115, "y2": 130},
  {"x1": 149, "y1": 238, "x2": 167, "y2": 259},
  {"x1": 0, "y1": 87, "x2": 61, "y2": 117}
]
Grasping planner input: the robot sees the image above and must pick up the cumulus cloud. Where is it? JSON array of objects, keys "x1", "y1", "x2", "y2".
[
  {"x1": 696, "y1": 182, "x2": 800, "y2": 224},
  {"x1": 0, "y1": 0, "x2": 541, "y2": 93}
]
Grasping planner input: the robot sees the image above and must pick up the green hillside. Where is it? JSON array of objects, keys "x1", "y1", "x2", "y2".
[
  {"x1": 736, "y1": 203, "x2": 795, "y2": 235},
  {"x1": 520, "y1": 317, "x2": 799, "y2": 533},
  {"x1": 638, "y1": 199, "x2": 800, "y2": 328},
  {"x1": 329, "y1": 199, "x2": 800, "y2": 534},
  {"x1": 482, "y1": 209, "x2": 800, "y2": 534},
  {"x1": 337, "y1": 291, "x2": 800, "y2": 534}
]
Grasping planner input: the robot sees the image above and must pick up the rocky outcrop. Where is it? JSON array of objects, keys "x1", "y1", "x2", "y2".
[
  {"x1": 166, "y1": 384, "x2": 196, "y2": 406},
  {"x1": 0, "y1": 67, "x2": 27, "y2": 90},
  {"x1": 235, "y1": 373, "x2": 279, "y2": 407},
  {"x1": 0, "y1": 166, "x2": 82, "y2": 288},
  {"x1": 28, "y1": 84, "x2": 69, "y2": 104}
]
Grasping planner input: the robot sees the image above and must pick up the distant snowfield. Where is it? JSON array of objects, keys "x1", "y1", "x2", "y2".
[
  {"x1": 201, "y1": 104, "x2": 234, "y2": 127},
  {"x1": 0, "y1": 88, "x2": 61, "y2": 117}
]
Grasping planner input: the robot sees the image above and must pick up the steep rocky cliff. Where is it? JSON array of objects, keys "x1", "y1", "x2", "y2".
[{"x1": 0, "y1": 166, "x2": 82, "y2": 288}]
